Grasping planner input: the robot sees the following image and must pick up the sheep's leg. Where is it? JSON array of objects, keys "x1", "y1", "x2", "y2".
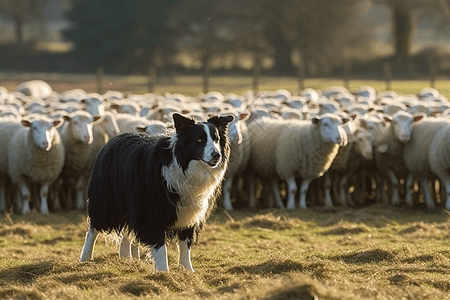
[
  {"x1": 404, "y1": 173, "x2": 415, "y2": 207},
  {"x1": 431, "y1": 171, "x2": 450, "y2": 210},
  {"x1": 298, "y1": 179, "x2": 311, "y2": 209},
  {"x1": 222, "y1": 176, "x2": 234, "y2": 211},
  {"x1": 323, "y1": 173, "x2": 333, "y2": 208},
  {"x1": 339, "y1": 175, "x2": 349, "y2": 206},
  {"x1": 247, "y1": 172, "x2": 256, "y2": 208},
  {"x1": 75, "y1": 175, "x2": 86, "y2": 210},
  {"x1": 419, "y1": 178, "x2": 435, "y2": 209},
  {"x1": 50, "y1": 181, "x2": 61, "y2": 211},
  {"x1": 16, "y1": 178, "x2": 31, "y2": 215},
  {"x1": 270, "y1": 177, "x2": 285, "y2": 209},
  {"x1": 39, "y1": 183, "x2": 50, "y2": 214},
  {"x1": 119, "y1": 235, "x2": 132, "y2": 258},
  {"x1": 0, "y1": 177, "x2": 6, "y2": 212},
  {"x1": 285, "y1": 177, "x2": 297, "y2": 210},
  {"x1": 80, "y1": 227, "x2": 99, "y2": 262},
  {"x1": 178, "y1": 227, "x2": 194, "y2": 272},
  {"x1": 387, "y1": 170, "x2": 400, "y2": 206}
]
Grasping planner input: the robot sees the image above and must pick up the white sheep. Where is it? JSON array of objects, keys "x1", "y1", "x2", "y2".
[
  {"x1": 107, "y1": 99, "x2": 141, "y2": 116},
  {"x1": 323, "y1": 126, "x2": 374, "y2": 207},
  {"x1": 58, "y1": 111, "x2": 102, "y2": 209},
  {"x1": 8, "y1": 115, "x2": 65, "y2": 214},
  {"x1": 428, "y1": 122, "x2": 450, "y2": 210},
  {"x1": 402, "y1": 118, "x2": 450, "y2": 209},
  {"x1": 0, "y1": 117, "x2": 23, "y2": 212},
  {"x1": 221, "y1": 111, "x2": 251, "y2": 211},
  {"x1": 15, "y1": 80, "x2": 53, "y2": 99},
  {"x1": 82, "y1": 93, "x2": 105, "y2": 116},
  {"x1": 248, "y1": 113, "x2": 348, "y2": 209},
  {"x1": 115, "y1": 113, "x2": 166, "y2": 134},
  {"x1": 374, "y1": 111, "x2": 425, "y2": 205}
]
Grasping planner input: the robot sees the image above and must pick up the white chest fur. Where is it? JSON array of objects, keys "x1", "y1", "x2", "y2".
[{"x1": 162, "y1": 158, "x2": 226, "y2": 228}]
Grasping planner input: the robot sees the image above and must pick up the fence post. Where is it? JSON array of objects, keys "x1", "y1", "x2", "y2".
[
  {"x1": 252, "y1": 52, "x2": 261, "y2": 95},
  {"x1": 343, "y1": 59, "x2": 351, "y2": 90},
  {"x1": 297, "y1": 61, "x2": 305, "y2": 92},
  {"x1": 148, "y1": 65, "x2": 156, "y2": 93},
  {"x1": 203, "y1": 59, "x2": 210, "y2": 94},
  {"x1": 429, "y1": 60, "x2": 436, "y2": 89},
  {"x1": 384, "y1": 62, "x2": 392, "y2": 90},
  {"x1": 96, "y1": 66, "x2": 104, "y2": 95}
]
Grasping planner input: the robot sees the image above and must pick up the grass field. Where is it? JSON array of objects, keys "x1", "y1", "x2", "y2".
[{"x1": 1, "y1": 206, "x2": 450, "y2": 299}]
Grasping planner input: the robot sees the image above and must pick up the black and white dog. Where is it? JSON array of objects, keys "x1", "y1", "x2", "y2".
[{"x1": 80, "y1": 113, "x2": 234, "y2": 271}]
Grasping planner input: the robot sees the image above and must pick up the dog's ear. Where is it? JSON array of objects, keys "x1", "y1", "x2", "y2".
[
  {"x1": 173, "y1": 113, "x2": 196, "y2": 132},
  {"x1": 208, "y1": 115, "x2": 235, "y2": 129}
]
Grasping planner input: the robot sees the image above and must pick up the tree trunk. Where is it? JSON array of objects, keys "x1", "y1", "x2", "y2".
[
  {"x1": 14, "y1": 17, "x2": 24, "y2": 46},
  {"x1": 393, "y1": 6, "x2": 413, "y2": 64}
]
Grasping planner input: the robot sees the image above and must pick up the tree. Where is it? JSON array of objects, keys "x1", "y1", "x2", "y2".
[
  {"x1": 63, "y1": 0, "x2": 180, "y2": 72},
  {"x1": 171, "y1": 0, "x2": 368, "y2": 74},
  {"x1": 0, "y1": 0, "x2": 45, "y2": 45},
  {"x1": 372, "y1": 0, "x2": 450, "y2": 64}
]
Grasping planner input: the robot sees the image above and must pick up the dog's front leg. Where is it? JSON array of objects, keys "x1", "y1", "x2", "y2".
[
  {"x1": 178, "y1": 227, "x2": 195, "y2": 272},
  {"x1": 152, "y1": 243, "x2": 169, "y2": 271}
]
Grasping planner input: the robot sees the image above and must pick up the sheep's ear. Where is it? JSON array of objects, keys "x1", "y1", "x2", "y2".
[
  {"x1": 80, "y1": 99, "x2": 86, "y2": 104},
  {"x1": 93, "y1": 116, "x2": 103, "y2": 124},
  {"x1": 311, "y1": 116, "x2": 320, "y2": 124},
  {"x1": 341, "y1": 117, "x2": 350, "y2": 124},
  {"x1": 350, "y1": 113, "x2": 359, "y2": 121},
  {"x1": 136, "y1": 125, "x2": 146, "y2": 133},
  {"x1": 239, "y1": 112, "x2": 251, "y2": 122},
  {"x1": 208, "y1": 115, "x2": 234, "y2": 129},
  {"x1": 110, "y1": 104, "x2": 119, "y2": 110},
  {"x1": 21, "y1": 119, "x2": 32, "y2": 127},
  {"x1": 63, "y1": 115, "x2": 71, "y2": 121},
  {"x1": 383, "y1": 115, "x2": 392, "y2": 123},
  {"x1": 413, "y1": 113, "x2": 426, "y2": 123},
  {"x1": 173, "y1": 113, "x2": 196, "y2": 132},
  {"x1": 52, "y1": 118, "x2": 64, "y2": 128}
]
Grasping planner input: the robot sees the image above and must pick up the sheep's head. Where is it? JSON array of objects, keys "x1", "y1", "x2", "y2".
[
  {"x1": 312, "y1": 113, "x2": 348, "y2": 146},
  {"x1": 64, "y1": 112, "x2": 102, "y2": 145},
  {"x1": 22, "y1": 117, "x2": 63, "y2": 151},
  {"x1": 386, "y1": 111, "x2": 425, "y2": 143}
]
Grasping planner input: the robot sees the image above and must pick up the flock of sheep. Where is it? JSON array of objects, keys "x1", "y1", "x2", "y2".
[{"x1": 0, "y1": 79, "x2": 449, "y2": 215}]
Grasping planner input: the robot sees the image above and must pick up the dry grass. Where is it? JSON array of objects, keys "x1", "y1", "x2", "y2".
[{"x1": 0, "y1": 206, "x2": 450, "y2": 299}]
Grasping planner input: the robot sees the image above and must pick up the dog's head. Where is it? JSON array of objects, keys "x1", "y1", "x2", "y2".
[{"x1": 172, "y1": 113, "x2": 234, "y2": 169}]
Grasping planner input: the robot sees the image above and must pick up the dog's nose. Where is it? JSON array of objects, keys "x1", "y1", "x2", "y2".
[{"x1": 211, "y1": 151, "x2": 221, "y2": 163}]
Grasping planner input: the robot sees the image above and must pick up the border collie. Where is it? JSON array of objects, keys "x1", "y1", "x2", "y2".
[{"x1": 80, "y1": 113, "x2": 234, "y2": 271}]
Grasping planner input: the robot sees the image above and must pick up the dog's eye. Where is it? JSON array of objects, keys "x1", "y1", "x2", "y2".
[{"x1": 197, "y1": 138, "x2": 202, "y2": 143}]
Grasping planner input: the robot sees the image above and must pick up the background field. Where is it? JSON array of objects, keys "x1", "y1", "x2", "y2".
[
  {"x1": 1, "y1": 72, "x2": 449, "y2": 99},
  {"x1": 1, "y1": 75, "x2": 450, "y2": 299}
]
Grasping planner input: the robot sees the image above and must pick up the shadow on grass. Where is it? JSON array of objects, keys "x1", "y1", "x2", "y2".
[
  {"x1": 0, "y1": 260, "x2": 54, "y2": 285},
  {"x1": 227, "y1": 259, "x2": 304, "y2": 275},
  {"x1": 333, "y1": 249, "x2": 395, "y2": 264}
]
